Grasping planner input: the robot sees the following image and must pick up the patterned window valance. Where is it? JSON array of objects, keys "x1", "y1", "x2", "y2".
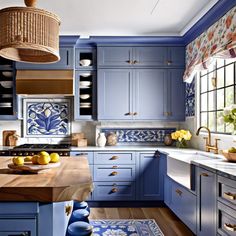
[{"x1": 184, "y1": 5, "x2": 236, "y2": 82}]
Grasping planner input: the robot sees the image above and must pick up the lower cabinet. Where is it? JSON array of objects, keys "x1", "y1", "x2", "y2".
[
  {"x1": 164, "y1": 176, "x2": 197, "y2": 234},
  {"x1": 196, "y1": 167, "x2": 217, "y2": 236},
  {"x1": 138, "y1": 152, "x2": 164, "y2": 200}
]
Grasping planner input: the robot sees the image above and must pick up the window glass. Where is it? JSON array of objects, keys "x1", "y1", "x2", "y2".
[{"x1": 225, "y1": 64, "x2": 234, "y2": 86}]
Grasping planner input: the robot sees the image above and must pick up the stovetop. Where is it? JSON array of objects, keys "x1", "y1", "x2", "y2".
[{"x1": 13, "y1": 144, "x2": 70, "y2": 150}]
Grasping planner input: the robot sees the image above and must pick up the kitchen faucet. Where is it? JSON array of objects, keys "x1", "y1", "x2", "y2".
[{"x1": 196, "y1": 126, "x2": 220, "y2": 154}]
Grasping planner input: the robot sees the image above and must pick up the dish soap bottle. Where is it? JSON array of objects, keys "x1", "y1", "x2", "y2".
[{"x1": 97, "y1": 132, "x2": 106, "y2": 147}]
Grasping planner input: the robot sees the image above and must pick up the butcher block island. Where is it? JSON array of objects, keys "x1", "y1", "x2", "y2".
[{"x1": 0, "y1": 156, "x2": 93, "y2": 236}]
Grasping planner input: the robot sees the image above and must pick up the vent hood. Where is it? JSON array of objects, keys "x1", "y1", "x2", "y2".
[{"x1": 16, "y1": 70, "x2": 73, "y2": 95}]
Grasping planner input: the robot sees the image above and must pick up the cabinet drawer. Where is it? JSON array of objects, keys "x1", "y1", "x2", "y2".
[
  {"x1": 218, "y1": 176, "x2": 236, "y2": 209},
  {"x1": 94, "y1": 152, "x2": 135, "y2": 164},
  {"x1": 94, "y1": 165, "x2": 135, "y2": 181},
  {"x1": 70, "y1": 151, "x2": 94, "y2": 164},
  {"x1": 218, "y1": 201, "x2": 236, "y2": 236},
  {"x1": 169, "y1": 178, "x2": 197, "y2": 234},
  {"x1": 0, "y1": 202, "x2": 39, "y2": 215},
  {"x1": 0, "y1": 218, "x2": 36, "y2": 236},
  {"x1": 93, "y1": 182, "x2": 135, "y2": 201}
]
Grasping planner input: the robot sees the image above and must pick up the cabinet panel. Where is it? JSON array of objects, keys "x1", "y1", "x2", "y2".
[
  {"x1": 93, "y1": 182, "x2": 135, "y2": 201},
  {"x1": 197, "y1": 167, "x2": 217, "y2": 236},
  {"x1": 133, "y1": 47, "x2": 167, "y2": 67},
  {"x1": 168, "y1": 47, "x2": 185, "y2": 67},
  {"x1": 138, "y1": 152, "x2": 164, "y2": 200},
  {"x1": 97, "y1": 69, "x2": 133, "y2": 120},
  {"x1": 98, "y1": 47, "x2": 132, "y2": 67},
  {"x1": 134, "y1": 69, "x2": 167, "y2": 120},
  {"x1": 16, "y1": 47, "x2": 74, "y2": 70},
  {"x1": 167, "y1": 69, "x2": 185, "y2": 121}
]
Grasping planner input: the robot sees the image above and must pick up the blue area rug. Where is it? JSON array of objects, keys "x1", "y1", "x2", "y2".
[{"x1": 91, "y1": 219, "x2": 164, "y2": 236}]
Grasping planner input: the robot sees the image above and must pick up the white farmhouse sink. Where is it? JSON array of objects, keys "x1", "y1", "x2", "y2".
[{"x1": 167, "y1": 151, "x2": 221, "y2": 190}]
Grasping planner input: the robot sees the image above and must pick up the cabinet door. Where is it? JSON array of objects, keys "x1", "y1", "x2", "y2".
[
  {"x1": 197, "y1": 167, "x2": 217, "y2": 236},
  {"x1": 134, "y1": 69, "x2": 168, "y2": 120},
  {"x1": 167, "y1": 69, "x2": 185, "y2": 121},
  {"x1": 16, "y1": 47, "x2": 74, "y2": 70},
  {"x1": 138, "y1": 152, "x2": 163, "y2": 200},
  {"x1": 98, "y1": 47, "x2": 132, "y2": 67},
  {"x1": 168, "y1": 47, "x2": 185, "y2": 67},
  {"x1": 133, "y1": 47, "x2": 167, "y2": 67},
  {"x1": 97, "y1": 69, "x2": 133, "y2": 120}
]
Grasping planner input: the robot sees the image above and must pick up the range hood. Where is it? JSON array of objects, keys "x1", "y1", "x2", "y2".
[{"x1": 16, "y1": 70, "x2": 73, "y2": 95}]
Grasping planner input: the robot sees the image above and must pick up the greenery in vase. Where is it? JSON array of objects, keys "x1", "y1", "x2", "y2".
[
  {"x1": 218, "y1": 104, "x2": 236, "y2": 132},
  {"x1": 171, "y1": 130, "x2": 192, "y2": 148}
]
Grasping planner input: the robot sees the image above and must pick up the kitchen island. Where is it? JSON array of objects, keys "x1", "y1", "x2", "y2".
[{"x1": 0, "y1": 156, "x2": 93, "y2": 236}]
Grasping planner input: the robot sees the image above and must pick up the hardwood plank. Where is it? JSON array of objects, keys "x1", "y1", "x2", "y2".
[{"x1": 90, "y1": 207, "x2": 195, "y2": 236}]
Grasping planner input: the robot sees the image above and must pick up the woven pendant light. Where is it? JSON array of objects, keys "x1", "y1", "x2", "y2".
[{"x1": 0, "y1": 0, "x2": 61, "y2": 63}]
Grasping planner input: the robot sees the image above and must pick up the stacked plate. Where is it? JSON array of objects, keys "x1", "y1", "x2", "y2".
[
  {"x1": 80, "y1": 94, "x2": 90, "y2": 100},
  {"x1": 0, "y1": 102, "x2": 11, "y2": 107},
  {"x1": 80, "y1": 81, "x2": 92, "y2": 89},
  {"x1": 80, "y1": 102, "x2": 91, "y2": 108}
]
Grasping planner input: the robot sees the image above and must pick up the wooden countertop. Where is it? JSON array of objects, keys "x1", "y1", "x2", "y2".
[{"x1": 0, "y1": 157, "x2": 93, "y2": 202}]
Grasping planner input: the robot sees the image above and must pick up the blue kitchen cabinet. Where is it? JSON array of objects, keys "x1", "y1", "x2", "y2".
[
  {"x1": 167, "y1": 47, "x2": 185, "y2": 67},
  {"x1": 97, "y1": 69, "x2": 168, "y2": 120},
  {"x1": 134, "y1": 69, "x2": 168, "y2": 120},
  {"x1": 138, "y1": 152, "x2": 165, "y2": 200},
  {"x1": 166, "y1": 69, "x2": 185, "y2": 121},
  {"x1": 16, "y1": 47, "x2": 74, "y2": 70},
  {"x1": 97, "y1": 69, "x2": 133, "y2": 120},
  {"x1": 196, "y1": 167, "x2": 217, "y2": 236}
]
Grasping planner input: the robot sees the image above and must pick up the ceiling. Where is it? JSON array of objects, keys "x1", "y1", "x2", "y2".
[{"x1": 0, "y1": 0, "x2": 219, "y2": 37}]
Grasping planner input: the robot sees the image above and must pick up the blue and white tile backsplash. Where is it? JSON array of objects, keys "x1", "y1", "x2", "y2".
[
  {"x1": 185, "y1": 78, "x2": 195, "y2": 117},
  {"x1": 101, "y1": 128, "x2": 176, "y2": 144},
  {"x1": 23, "y1": 98, "x2": 71, "y2": 137}
]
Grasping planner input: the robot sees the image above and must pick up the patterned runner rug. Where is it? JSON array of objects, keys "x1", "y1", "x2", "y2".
[{"x1": 90, "y1": 219, "x2": 164, "y2": 236}]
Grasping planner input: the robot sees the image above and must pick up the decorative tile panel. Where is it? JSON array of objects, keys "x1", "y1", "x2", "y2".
[
  {"x1": 101, "y1": 128, "x2": 176, "y2": 144},
  {"x1": 185, "y1": 78, "x2": 195, "y2": 117},
  {"x1": 23, "y1": 98, "x2": 71, "y2": 137}
]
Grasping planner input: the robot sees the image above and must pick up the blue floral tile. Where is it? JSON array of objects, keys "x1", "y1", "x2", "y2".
[
  {"x1": 23, "y1": 98, "x2": 71, "y2": 137},
  {"x1": 101, "y1": 128, "x2": 176, "y2": 144},
  {"x1": 186, "y1": 78, "x2": 195, "y2": 117}
]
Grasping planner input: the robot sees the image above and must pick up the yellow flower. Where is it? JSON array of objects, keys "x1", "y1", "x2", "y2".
[{"x1": 171, "y1": 130, "x2": 192, "y2": 141}]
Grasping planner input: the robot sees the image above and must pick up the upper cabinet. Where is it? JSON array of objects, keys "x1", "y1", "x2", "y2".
[
  {"x1": 16, "y1": 47, "x2": 74, "y2": 70},
  {"x1": 0, "y1": 57, "x2": 17, "y2": 120},
  {"x1": 97, "y1": 46, "x2": 185, "y2": 68}
]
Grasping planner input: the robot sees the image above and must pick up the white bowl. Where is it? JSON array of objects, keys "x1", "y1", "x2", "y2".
[
  {"x1": 80, "y1": 81, "x2": 92, "y2": 88},
  {"x1": 80, "y1": 94, "x2": 90, "y2": 100},
  {"x1": 0, "y1": 81, "x2": 13, "y2": 88},
  {"x1": 80, "y1": 73, "x2": 91, "y2": 77},
  {"x1": 2, "y1": 71, "x2": 13, "y2": 77},
  {"x1": 80, "y1": 102, "x2": 91, "y2": 108},
  {"x1": 80, "y1": 59, "x2": 92, "y2": 66}
]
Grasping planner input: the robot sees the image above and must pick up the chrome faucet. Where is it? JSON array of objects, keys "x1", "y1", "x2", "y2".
[{"x1": 196, "y1": 126, "x2": 220, "y2": 154}]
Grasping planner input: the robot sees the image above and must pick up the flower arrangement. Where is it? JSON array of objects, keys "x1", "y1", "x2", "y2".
[
  {"x1": 171, "y1": 129, "x2": 192, "y2": 148},
  {"x1": 218, "y1": 104, "x2": 236, "y2": 132}
]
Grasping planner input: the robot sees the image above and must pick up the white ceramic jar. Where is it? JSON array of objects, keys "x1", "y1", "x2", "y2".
[{"x1": 97, "y1": 132, "x2": 107, "y2": 147}]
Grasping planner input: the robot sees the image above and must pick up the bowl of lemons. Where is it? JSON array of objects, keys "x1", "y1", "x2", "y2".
[{"x1": 221, "y1": 148, "x2": 236, "y2": 162}]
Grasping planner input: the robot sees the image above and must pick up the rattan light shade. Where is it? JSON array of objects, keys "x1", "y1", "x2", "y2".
[{"x1": 0, "y1": 6, "x2": 61, "y2": 63}]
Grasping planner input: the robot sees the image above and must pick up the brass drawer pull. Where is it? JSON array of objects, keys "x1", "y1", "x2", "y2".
[
  {"x1": 175, "y1": 189, "x2": 182, "y2": 196},
  {"x1": 112, "y1": 166, "x2": 118, "y2": 169},
  {"x1": 200, "y1": 173, "x2": 209, "y2": 177},
  {"x1": 110, "y1": 171, "x2": 118, "y2": 176},
  {"x1": 126, "y1": 60, "x2": 133, "y2": 64},
  {"x1": 110, "y1": 156, "x2": 119, "y2": 160},
  {"x1": 224, "y1": 223, "x2": 236, "y2": 232},
  {"x1": 111, "y1": 187, "x2": 118, "y2": 193},
  {"x1": 223, "y1": 192, "x2": 236, "y2": 200},
  {"x1": 133, "y1": 112, "x2": 138, "y2": 116}
]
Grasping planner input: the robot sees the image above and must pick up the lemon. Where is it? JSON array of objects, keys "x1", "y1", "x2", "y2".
[
  {"x1": 32, "y1": 155, "x2": 39, "y2": 164},
  {"x1": 13, "y1": 157, "x2": 24, "y2": 166},
  {"x1": 50, "y1": 153, "x2": 60, "y2": 163},
  {"x1": 24, "y1": 156, "x2": 32, "y2": 162},
  {"x1": 37, "y1": 153, "x2": 51, "y2": 165}
]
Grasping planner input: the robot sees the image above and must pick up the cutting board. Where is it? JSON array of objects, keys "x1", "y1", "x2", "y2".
[
  {"x1": 2, "y1": 130, "x2": 16, "y2": 146},
  {"x1": 8, "y1": 162, "x2": 61, "y2": 173}
]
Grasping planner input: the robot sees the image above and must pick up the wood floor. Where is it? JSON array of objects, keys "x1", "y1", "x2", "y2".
[{"x1": 89, "y1": 207, "x2": 195, "y2": 236}]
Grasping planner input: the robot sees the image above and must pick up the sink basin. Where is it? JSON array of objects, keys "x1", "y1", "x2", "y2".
[{"x1": 167, "y1": 151, "x2": 222, "y2": 190}]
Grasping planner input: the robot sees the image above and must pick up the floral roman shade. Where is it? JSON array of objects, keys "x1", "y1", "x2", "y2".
[{"x1": 184, "y1": 5, "x2": 236, "y2": 82}]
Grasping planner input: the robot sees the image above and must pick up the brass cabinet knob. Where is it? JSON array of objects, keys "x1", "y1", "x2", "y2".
[
  {"x1": 133, "y1": 112, "x2": 138, "y2": 116},
  {"x1": 200, "y1": 173, "x2": 209, "y2": 177},
  {"x1": 110, "y1": 156, "x2": 119, "y2": 160},
  {"x1": 175, "y1": 189, "x2": 182, "y2": 196},
  {"x1": 110, "y1": 171, "x2": 118, "y2": 176},
  {"x1": 166, "y1": 60, "x2": 172, "y2": 65},
  {"x1": 112, "y1": 165, "x2": 118, "y2": 169},
  {"x1": 223, "y1": 192, "x2": 236, "y2": 200},
  {"x1": 133, "y1": 60, "x2": 139, "y2": 64},
  {"x1": 224, "y1": 223, "x2": 236, "y2": 232},
  {"x1": 126, "y1": 60, "x2": 133, "y2": 64},
  {"x1": 111, "y1": 187, "x2": 118, "y2": 193}
]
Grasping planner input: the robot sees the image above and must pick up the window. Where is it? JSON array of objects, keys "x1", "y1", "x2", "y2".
[{"x1": 199, "y1": 58, "x2": 236, "y2": 134}]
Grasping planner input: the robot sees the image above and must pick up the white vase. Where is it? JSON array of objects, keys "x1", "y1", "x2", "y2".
[{"x1": 97, "y1": 132, "x2": 107, "y2": 147}]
